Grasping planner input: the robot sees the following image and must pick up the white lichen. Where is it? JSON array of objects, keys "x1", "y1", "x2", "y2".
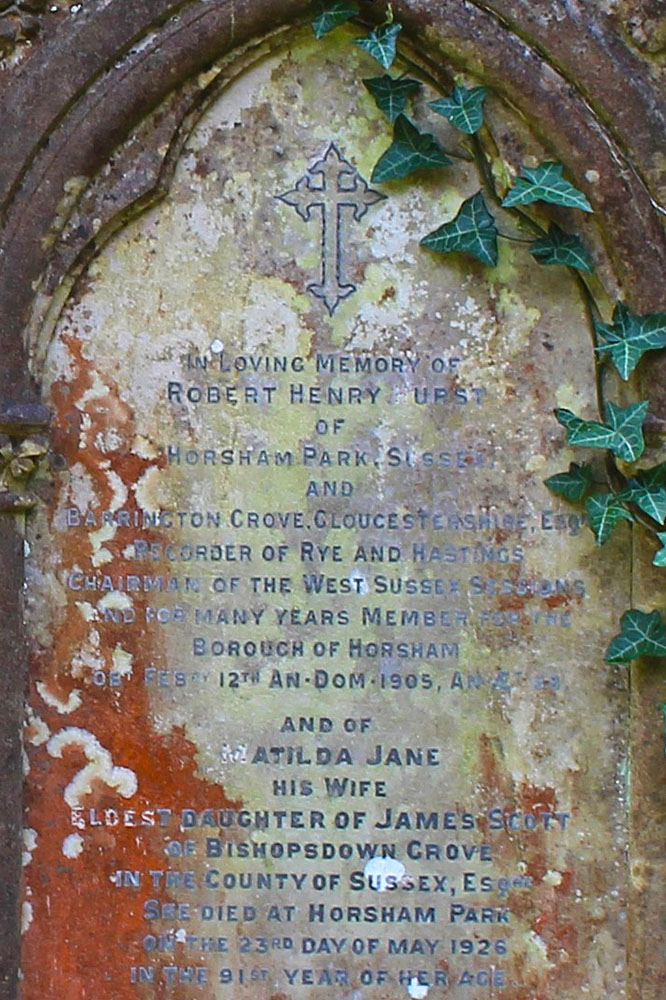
[
  {"x1": 46, "y1": 727, "x2": 138, "y2": 808},
  {"x1": 62, "y1": 833, "x2": 84, "y2": 859},
  {"x1": 36, "y1": 682, "x2": 82, "y2": 715}
]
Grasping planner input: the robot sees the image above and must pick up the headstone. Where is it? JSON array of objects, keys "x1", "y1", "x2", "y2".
[{"x1": 9, "y1": 20, "x2": 644, "y2": 1000}]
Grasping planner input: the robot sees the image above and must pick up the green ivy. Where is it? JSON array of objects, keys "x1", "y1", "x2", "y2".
[
  {"x1": 596, "y1": 302, "x2": 666, "y2": 380},
  {"x1": 529, "y1": 224, "x2": 594, "y2": 274},
  {"x1": 363, "y1": 75, "x2": 422, "y2": 121},
  {"x1": 618, "y1": 481, "x2": 666, "y2": 523},
  {"x1": 606, "y1": 610, "x2": 666, "y2": 662},
  {"x1": 429, "y1": 86, "x2": 488, "y2": 134},
  {"x1": 421, "y1": 193, "x2": 498, "y2": 267},
  {"x1": 372, "y1": 115, "x2": 451, "y2": 182},
  {"x1": 654, "y1": 533, "x2": 666, "y2": 567},
  {"x1": 544, "y1": 462, "x2": 595, "y2": 502},
  {"x1": 555, "y1": 402, "x2": 648, "y2": 463},
  {"x1": 585, "y1": 493, "x2": 634, "y2": 545},
  {"x1": 312, "y1": 1, "x2": 359, "y2": 37},
  {"x1": 312, "y1": 0, "x2": 666, "y2": 678},
  {"x1": 502, "y1": 162, "x2": 593, "y2": 212},
  {"x1": 353, "y1": 21, "x2": 402, "y2": 68}
]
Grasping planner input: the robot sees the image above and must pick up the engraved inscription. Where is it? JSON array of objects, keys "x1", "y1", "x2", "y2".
[{"x1": 22, "y1": 32, "x2": 629, "y2": 1000}]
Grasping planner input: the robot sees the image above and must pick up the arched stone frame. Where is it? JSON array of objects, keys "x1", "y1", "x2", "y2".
[{"x1": 1, "y1": 2, "x2": 665, "y2": 998}]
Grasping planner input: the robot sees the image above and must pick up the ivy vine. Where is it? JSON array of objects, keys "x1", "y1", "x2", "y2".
[{"x1": 312, "y1": 0, "x2": 666, "y2": 671}]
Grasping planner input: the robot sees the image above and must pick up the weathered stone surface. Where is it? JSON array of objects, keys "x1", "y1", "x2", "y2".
[
  {"x1": 20, "y1": 31, "x2": 632, "y2": 1000},
  {"x1": 0, "y1": 4, "x2": 663, "y2": 1000},
  {"x1": 621, "y1": 0, "x2": 666, "y2": 53},
  {"x1": 1, "y1": 0, "x2": 665, "y2": 409}
]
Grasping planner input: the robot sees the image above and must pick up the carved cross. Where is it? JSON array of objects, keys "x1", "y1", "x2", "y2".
[{"x1": 278, "y1": 143, "x2": 385, "y2": 315}]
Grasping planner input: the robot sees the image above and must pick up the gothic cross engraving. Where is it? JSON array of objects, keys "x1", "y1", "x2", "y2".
[{"x1": 277, "y1": 144, "x2": 385, "y2": 315}]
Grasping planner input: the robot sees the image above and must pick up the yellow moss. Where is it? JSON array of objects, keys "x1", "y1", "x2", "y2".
[{"x1": 496, "y1": 286, "x2": 540, "y2": 351}]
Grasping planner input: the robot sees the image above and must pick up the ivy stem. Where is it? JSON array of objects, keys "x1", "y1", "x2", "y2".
[
  {"x1": 443, "y1": 149, "x2": 475, "y2": 163},
  {"x1": 497, "y1": 233, "x2": 533, "y2": 244},
  {"x1": 473, "y1": 123, "x2": 609, "y2": 424},
  {"x1": 470, "y1": 134, "x2": 502, "y2": 207},
  {"x1": 618, "y1": 483, "x2": 665, "y2": 534},
  {"x1": 470, "y1": 129, "x2": 618, "y2": 495},
  {"x1": 573, "y1": 272, "x2": 608, "y2": 422},
  {"x1": 318, "y1": 25, "x2": 666, "y2": 600},
  {"x1": 602, "y1": 461, "x2": 661, "y2": 536},
  {"x1": 471, "y1": 136, "x2": 550, "y2": 237},
  {"x1": 629, "y1": 505, "x2": 664, "y2": 534},
  {"x1": 372, "y1": 30, "x2": 648, "y2": 540}
]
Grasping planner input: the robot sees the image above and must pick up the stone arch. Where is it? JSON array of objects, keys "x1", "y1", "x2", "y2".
[
  {"x1": 1, "y1": 0, "x2": 665, "y2": 403},
  {"x1": 1, "y1": 5, "x2": 665, "y2": 1000}
]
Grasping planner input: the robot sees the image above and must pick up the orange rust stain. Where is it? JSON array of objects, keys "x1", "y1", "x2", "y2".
[
  {"x1": 534, "y1": 907, "x2": 578, "y2": 958},
  {"x1": 23, "y1": 337, "x2": 235, "y2": 1000},
  {"x1": 473, "y1": 737, "x2": 581, "y2": 991},
  {"x1": 542, "y1": 591, "x2": 582, "y2": 610},
  {"x1": 554, "y1": 868, "x2": 574, "y2": 894},
  {"x1": 520, "y1": 781, "x2": 557, "y2": 813},
  {"x1": 498, "y1": 592, "x2": 529, "y2": 612},
  {"x1": 519, "y1": 782, "x2": 579, "y2": 973},
  {"x1": 477, "y1": 733, "x2": 513, "y2": 803}
]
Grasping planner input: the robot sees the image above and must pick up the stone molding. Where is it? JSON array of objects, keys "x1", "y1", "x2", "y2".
[{"x1": 0, "y1": 3, "x2": 664, "y2": 999}]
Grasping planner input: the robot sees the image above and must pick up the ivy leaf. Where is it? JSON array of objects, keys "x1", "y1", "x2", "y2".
[
  {"x1": 420, "y1": 192, "x2": 498, "y2": 267},
  {"x1": 585, "y1": 493, "x2": 633, "y2": 544},
  {"x1": 429, "y1": 86, "x2": 488, "y2": 134},
  {"x1": 502, "y1": 162, "x2": 593, "y2": 212},
  {"x1": 529, "y1": 224, "x2": 594, "y2": 274},
  {"x1": 635, "y1": 462, "x2": 666, "y2": 489},
  {"x1": 595, "y1": 302, "x2": 666, "y2": 380},
  {"x1": 544, "y1": 462, "x2": 594, "y2": 502},
  {"x1": 605, "y1": 608, "x2": 666, "y2": 663},
  {"x1": 312, "y1": 1, "x2": 359, "y2": 37},
  {"x1": 363, "y1": 75, "x2": 422, "y2": 122},
  {"x1": 554, "y1": 401, "x2": 648, "y2": 463},
  {"x1": 618, "y1": 480, "x2": 666, "y2": 523},
  {"x1": 353, "y1": 21, "x2": 402, "y2": 68},
  {"x1": 554, "y1": 409, "x2": 615, "y2": 451},
  {"x1": 653, "y1": 531, "x2": 666, "y2": 567},
  {"x1": 604, "y1": 401, "x2": 649, "y2": 462},
  {"x1": 371, "y1": 115, "x2": 451, "y2": 182}
]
